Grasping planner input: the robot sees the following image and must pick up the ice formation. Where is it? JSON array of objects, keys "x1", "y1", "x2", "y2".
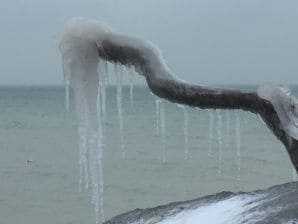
[
  {"x1": 160, "y1": 100, "x2": 166, "y2": 163},
  {"x1": 225, "y1": 110, "x2": 230, "y2": 147},
  {"x1": 155, "y1": 99, "x2": 161, "y2": 133},
  {"x1": 183, "y1": 107, "x2": 189, "y2": 160},
  {"x1": 235, "y1": 111, "x2": 241, "y2": 181},
  {"x1": 258, "y1": 85, "x2": 298, "y2": 139},
  {"x1": 59, "y1": 18, "x2": 110, "y2": 223},
  {"x1": 129, "y1": 71, "x2": 134, "y2": 111},
  {"x1": 293, "y1": 167, "x2": 297, "y2": 181},
  {"x1": 208, "y1": 110, "x2": 214, "y2": 157},
  {"x1": 177, "y1": 105, "x2": 189, "y2": 160},
  {"x1": 216, "y1": 110, "x2": 223, "y2": 175},
  {"x1": 115, "y1": 65, "x2": 125, "y2": 158}
]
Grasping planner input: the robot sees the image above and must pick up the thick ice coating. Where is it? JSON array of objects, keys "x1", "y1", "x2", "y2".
[
  {"x1": 59, "y1": 18, "x2": 111, "y2": 223},
  {"x1": 257, "y1": 85, "x2": 298, "y2": 139}
]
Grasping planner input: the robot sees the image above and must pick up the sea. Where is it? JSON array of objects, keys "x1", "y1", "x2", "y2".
[{"x1": 0, "y1": 85, "x2": 296, "y2": 224}]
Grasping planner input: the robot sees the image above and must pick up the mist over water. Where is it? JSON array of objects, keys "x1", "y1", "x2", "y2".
[{"x1": 0, "y1": 85, "x2": 296, "y2": 223}]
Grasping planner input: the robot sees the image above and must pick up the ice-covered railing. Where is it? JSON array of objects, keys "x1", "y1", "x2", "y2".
[
  {"x1": 96, "y1": 19, "x2": 298, "y2": 170},
  {"x1": 59, "y1": 18, "x2": 298, "y2": 223}
]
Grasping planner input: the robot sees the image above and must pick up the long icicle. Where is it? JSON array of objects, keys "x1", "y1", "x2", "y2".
[
  {"x1": 129, "y1": 71, "x2": 134, "y2": 112},
  {"x1": 293, "y1": 167, "x2": 297, "y2": 181},
  {"x1": 225, "y1": 110, "x2": 230, "y2": 148},
  {"x1": 155, "y1": 99, "x2": 161, "y2": 133},
  {"x1": 160, "y1": 100, "x2": 166, "y2": 163},
  {"x1": 235, "y1": 111, "x2": 241, "y2": 181},
  {"x1": 177, "y1": 105, "x2": 189, "y2": 160},
  {"x1": 216, "y1": 110, "x2": 222, "y2": 175},
  {"x1": 62, "y1": 62, "x2": 70, "y2": 112},
  {"x1": 208, "y1": 110, "x2": 214, "y2": 157},
  {"x1": 96, "y1": 83, "x2": 105, "y2": 222},
  {"x1": 76, "y1": 96, "x2": 89, "y2": 192},
  {"x1": 115, "y1": 64, "x2": 125, "y2": 158},
  {"x1": 183, "y1": 107, "x2": 189, "y2": 160}
]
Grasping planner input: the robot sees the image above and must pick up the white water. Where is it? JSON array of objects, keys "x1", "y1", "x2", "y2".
[
  {"x1": 59, "y1": 18, "x2": 109, "y2": 223},
  {"x1": 216, "y1": 110, "x2": 223, "y2": 175},
  {"x1": 159, "y1": 195, "x2": 263, "y2": 224},
  {"x1": 160, "y1": 100, "x2": 166, "y2": 163},
  {"x1": 208, "y1": 110, "x2": 214, "y2": 157},
  {"x1": 115, "y1": 64, "x2": 125, "y2": 158},
  {"x1": 235, "y1": 112, "x2": 241, "y2": 181}
]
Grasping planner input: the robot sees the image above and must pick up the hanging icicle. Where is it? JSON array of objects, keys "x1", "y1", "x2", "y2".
[
  {"x1": 183, "y1": 107, "x2": 189, "y2": 160},
  {"x1": 62, "y1": 61, "x2": 70, "y2": 112},
  {"x1": 129, "y1": 71, "x2": 134, "y2": 112},
  {"x1": 225, "y1": 110, "x2": 230, "y2": 148},
  {"x1": 115, "y1": 64, "x2": 125, "y2": 158},
  {"x1": 59, "y1": 18, "x2": 110, "y2": 223},
  {"x1": 293, "y1": 167, "x2": 297, "y2": 181},
  {"x1": 216, "y1": 110, "x2": 223, "y2": 175},
  {"x1": 235, "y1": 111, "x2": 241, "y2": 181},
  {"x1": 178, "y1": 105, "x2": 189, "y2": 160},
  {"x1": 155, "y1": 99, "x2": 161, "y2": 133},
  {"x1": 208, "y1": 110, "x2": 214, "y2": 157},
  {"x1": 160, "y1": 100, "x2": 166, "y2": 163}
]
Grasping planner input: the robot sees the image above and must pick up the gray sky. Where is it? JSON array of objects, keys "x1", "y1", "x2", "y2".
[{"x1": 0, "y1": 0, "x2": 297, "y2": 85}]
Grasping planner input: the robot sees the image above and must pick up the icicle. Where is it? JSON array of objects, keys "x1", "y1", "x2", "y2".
[
  {"x1": 216, "y1": 110, "x2": 223, "y2": 175},
  {"x1": 177, "y1": 105, "x2": 189, "y2": 160},
  {"x1": 293, "y1": 167, "x2": 297, "y2": 181},
  {"x1": 235, "y1": 111, "x2": 241, "y2": 181},
  {"x1": 115, "y1": 64, "x2": 125, "y2": 158},
  {"x1": 155, "y1": 99, "x2": 161, "y2": 133},
  {"x1": 59, "y1": 18, "x2": 111, "y2": 223},
  {"x1": 99, "y1": 61, "x2": 107, "y2": 134},
  {"x1": 76, "y1": 97, "x2": 89, "y2": 191},
  {"x1": 160, "y1": 100, "x2": 166, "y2": 163},
  {"x1": 129, "y1": 72, "x2": 134, "y2": 111},
  {"x1": 183, "y1": 107, "x2": 189, "y2": 160},
  {"x1": 225, "y1": 110, "x2": 230, "y2": 147},
  {"x1": 96, "y1": 85, "x2": 105, "y2": 222},
  {"x1": 208, "y1": 110, "x2": 214, "y2": 157},
  {"x1": 62, "y1": 62, "x2": 70, "y2": 112},
  {"x1": 103, "y1": 61, "x2": 109, "y2": 85}
]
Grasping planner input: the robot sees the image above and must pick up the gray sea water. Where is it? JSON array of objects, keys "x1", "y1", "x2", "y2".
[{"x1": 0, "y1": 85, "x2": 296, "y2": 224}]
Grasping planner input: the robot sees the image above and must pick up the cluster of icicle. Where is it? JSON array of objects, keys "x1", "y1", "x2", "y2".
[
  {"x1": 59, "y1": 18, "x2": 248, "y2": 223},
  {"x1": 59, "y1": 18, "x2": 109, "y2": 224},
  {"x1": 208, "y1": 110, "x2": 241, "y2": 179},
  {"x1": 59, "y1": 18, "x2": 136, "y2": 223}
]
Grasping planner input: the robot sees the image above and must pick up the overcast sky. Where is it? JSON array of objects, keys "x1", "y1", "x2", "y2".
[{"x1": 0, "y1": 0, "x2": 297, "y2": 85}]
